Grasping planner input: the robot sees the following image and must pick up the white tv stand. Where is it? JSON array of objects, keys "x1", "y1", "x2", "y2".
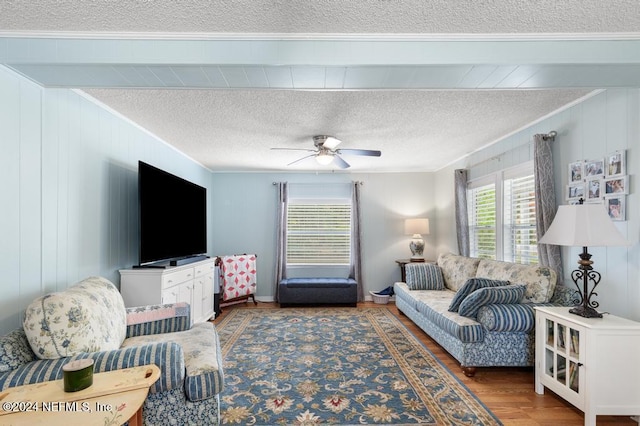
[{"x1": 120, "y1": 257, "x2": 217, "y2": 325}]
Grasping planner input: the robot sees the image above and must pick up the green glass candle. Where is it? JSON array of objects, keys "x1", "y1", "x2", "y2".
[{"x1": 62, "y1": 358, "x2": 94, "y2": 392}]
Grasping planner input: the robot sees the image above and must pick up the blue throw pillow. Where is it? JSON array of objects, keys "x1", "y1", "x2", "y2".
[
  {"x1": 405, "y1": 263, "x2": 444, "y2": 290},
  {"x1": 458, "y1": 284, "x2": 526, "y2": 319},
  {"x1": 448, "y1": 278, "x2": 510, "y2": 312}
]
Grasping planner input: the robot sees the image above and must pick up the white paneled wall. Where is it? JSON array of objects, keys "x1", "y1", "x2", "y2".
[
  {"x1": 436, "y1": 89, "x2": 640, "y2": 321},
  {"x1": 0, "y1": 66, "x2": 214, "y2": 334}
]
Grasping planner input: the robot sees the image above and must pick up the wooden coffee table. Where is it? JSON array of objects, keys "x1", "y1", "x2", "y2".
[{"x1": 0, "y1": 364, "x2": 160, "y2": 425}]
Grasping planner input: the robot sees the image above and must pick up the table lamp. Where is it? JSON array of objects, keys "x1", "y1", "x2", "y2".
[
  {"x1": 538, "y1": 200, "x2": 628, "y2": 318},
  {"x1": 404, "y1": 218, "x2": 430, "y2": 260}
]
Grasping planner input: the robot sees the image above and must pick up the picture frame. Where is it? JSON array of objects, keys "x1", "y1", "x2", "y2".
[
  {"x1": 605, "y1": 196, "x2": 625, "y2": 221},
  {"x1": 586, "y1": 178, "x2": 603, "y2": 202},
  {"x1": 568, "y1": 161, "x2": 584, "y2": 183},
  {"x1": 606, "y1": 150, "x2": 626, "y2": 177},
  {"x1": 566, "y1": 182, "x2": 585, "y2": 201},
  {"x1": 603, "y1": 175, "x2": 629, "y2": 195},
  {"x1": 584, "y1": 158, "x2": 605, "y2": 178}
]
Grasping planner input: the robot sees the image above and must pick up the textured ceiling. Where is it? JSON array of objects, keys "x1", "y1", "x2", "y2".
[
  {"x1": 84, "y1": 88, "x2": 592, "y2": 172},
  {"x1": 2, "y1": 0, "x2": 640, "y2": 34},
  {"x1": 1, "y1": 1, "x2": 637, "y2": 172}
]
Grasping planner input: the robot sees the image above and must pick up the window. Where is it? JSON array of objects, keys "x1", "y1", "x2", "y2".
[
  {"x1": 468, "y1": 182, "x2": 496, "y2": 260},
  {"x1": 286, "y1": 201, "x2": 352, "y2": 265},
  {"x1": 467, "y1": 163, "x2": 538, "y2": 264},
  {"x1": 504, "y1": 173, "x2": 538, "y2": 264}
]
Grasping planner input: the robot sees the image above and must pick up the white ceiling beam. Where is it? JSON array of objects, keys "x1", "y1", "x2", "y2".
[{"x1": 1, "y1": 36, "x2": 640, "y2": 66}]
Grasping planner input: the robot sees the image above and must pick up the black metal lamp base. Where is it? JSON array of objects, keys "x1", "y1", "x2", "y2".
[
  {"x1": 568, "y1": 246, "x2": 605, "y2": 319},
  {"x1": 569, "y1": 304, "x2": 603, "y2": 318}
]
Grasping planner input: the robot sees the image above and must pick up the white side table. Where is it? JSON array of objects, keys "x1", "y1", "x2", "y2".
[{"x1": 534, "y1": 306, "x2": 640, "y2": 426}]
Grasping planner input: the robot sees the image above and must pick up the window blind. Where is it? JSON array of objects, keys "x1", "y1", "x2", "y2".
[
  {"x1": 286, "y1": 203, "x2": 352, "y2": 265},
  {"x1": 468, "y1": 183, "x2": 497, "y2": 260},
  {"x1": 504, "y1": 174, "x2": 538, "y2": 264}
]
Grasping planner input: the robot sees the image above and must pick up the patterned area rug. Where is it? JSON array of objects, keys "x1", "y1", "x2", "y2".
[{"x1": 216, "y1": 308, "x2": 502, "y2": 425}]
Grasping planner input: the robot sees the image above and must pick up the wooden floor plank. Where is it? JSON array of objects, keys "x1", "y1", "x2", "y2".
[{"x1": 213, "y1": 302, "x2": 638, "y2": 426}]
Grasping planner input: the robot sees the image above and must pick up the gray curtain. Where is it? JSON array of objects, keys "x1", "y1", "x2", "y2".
[
  {"x1": 454, "y1": 169, "x2": 470, "y2": 256},
  {"x1": 274, "y1": 182, "x2": 288, "y2": 302},
  {"x1": 534, "y1": 134, "x2": 564, "y2": 281},
  {"x1": 349, "y1": 181, "x2": 364, "y2": 302}
]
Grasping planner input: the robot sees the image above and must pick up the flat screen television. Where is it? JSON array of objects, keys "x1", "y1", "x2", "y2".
[{"x1": 138, "y1": 161, "x2": 207, "y2": 266}]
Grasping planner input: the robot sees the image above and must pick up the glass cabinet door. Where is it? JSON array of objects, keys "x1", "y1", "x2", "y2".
[{"x1": 543, "y1": 316, "x2": 581, "y2": 394}]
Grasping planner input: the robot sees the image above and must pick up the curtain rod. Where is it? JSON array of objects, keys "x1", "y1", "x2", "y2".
[
  {"x1": 466, "y1": 130, "x2": 557, "y2": 169},
  {"x1": 272, "y1": 181, "x2": 363, "y2": 185}
]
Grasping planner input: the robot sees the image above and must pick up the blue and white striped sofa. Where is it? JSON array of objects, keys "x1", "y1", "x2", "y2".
[
  {"x1": 0, "y1": 277, "x2": 224, "y2": 425},
  {"x1": 395, "y1": 253, "x2": 574, "y2": 377}
]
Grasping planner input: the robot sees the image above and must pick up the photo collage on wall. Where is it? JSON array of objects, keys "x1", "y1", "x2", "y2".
[{"x1": 566, "y1": 150, "x2": 628, "y2": 221}]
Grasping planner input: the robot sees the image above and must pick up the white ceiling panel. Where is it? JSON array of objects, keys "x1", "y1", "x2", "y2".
[
  {"x1": 244, "y1": 67, "x2": 270, "y2": 88},
  {"x1": 291, "y1": 67, "x2": 325, "y2": 89},
  {"x1": 115, "y1": 66, "x2": 152, "y2": 87},
  {"x1": 172, "y1": 67, "x2": 211, "y2": 87},
  {"x1": 1, "y1": 1, "x2": 639, "y2": 171},
  {"x1": 324, "y1": 67, "x2": 346, "y2": 89},
  {"x1": 264, "y1": 67, "x2": 294, "y2": 89},
  {"x1": 202, "y1": 67, "x2": 228, "y2": 88}
]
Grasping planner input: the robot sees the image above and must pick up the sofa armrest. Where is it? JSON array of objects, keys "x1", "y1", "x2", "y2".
[
  {"x1": 126, "y1": 302, "x2": 191, "y2": 337},
  {"x1": 0, "y1": 342, "x2": 185, "y2": 394},
  {"x1": 477, "y1": 303, "x2": 536, "y2": 332},
  {"x1": 88, "y1": 342, "x2": 185, "y2": 394}
]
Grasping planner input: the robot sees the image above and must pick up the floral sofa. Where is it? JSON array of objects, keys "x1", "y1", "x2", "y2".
[
  {"x1": 394, "y1": 253, "x2": 574, "y2": 377},
  {"x1": 0, "y1": 276, "x2": 224, "y2": 425}
]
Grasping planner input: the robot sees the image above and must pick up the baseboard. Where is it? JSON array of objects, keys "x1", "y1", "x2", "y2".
[
  {"x1": 254, "y1": 296, "x2": 395, "y2": 304},
  {"x1": 366, "y1": 295, "x2": 395, "y2": 303}
]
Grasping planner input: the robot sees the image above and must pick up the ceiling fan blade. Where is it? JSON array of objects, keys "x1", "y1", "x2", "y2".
[
  {"x1": 336, "y1": 148, "x2": 382, "y2": 157},
  {"x1": 333, "y1": 155, "x2": 351, "y2": 169},
  {"x1": 287, "y1": 154, "x2": 316, "y2": 166},
  {"x1": 271, "y1": 147, "x2": 317, "y2": 153},
  {"x1": 322, "y1": 136, "x2": 342, "y2": 150}
]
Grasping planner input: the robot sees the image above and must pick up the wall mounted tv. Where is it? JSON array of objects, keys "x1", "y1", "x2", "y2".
[{"x1": 138, "y1": 161, "x2": 207, "y2": 266}]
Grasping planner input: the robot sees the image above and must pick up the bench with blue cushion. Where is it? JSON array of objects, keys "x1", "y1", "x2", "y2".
[{"x1": 279, "y1": 277, "x2": 357, "y2": 307}]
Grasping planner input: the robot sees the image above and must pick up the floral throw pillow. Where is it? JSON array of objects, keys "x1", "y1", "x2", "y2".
[
  {"x1": 458, "y1": 284, "x2": 526, "y2": 319},
  {"x1": 23, "y1": 276, "x2": 127, "y2": 359},
  {"x1": 0, "y1": 329, "x2": 36, "y2": 373},
  {"x1": 448, "y1": 278, "x2": 510, "y2": 312}
]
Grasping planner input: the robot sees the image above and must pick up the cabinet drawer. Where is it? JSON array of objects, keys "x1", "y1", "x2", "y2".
[
  {"x1": 162, "y1": 268, "x2": 194, "y2": 289},
  {"x1": 195, "y1": 261, "x2": 215, "y2": 278}
]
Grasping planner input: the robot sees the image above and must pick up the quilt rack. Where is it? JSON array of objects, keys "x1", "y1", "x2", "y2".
[{"x1": 217, "y1": 254, "x2": 258, "y2": 308}]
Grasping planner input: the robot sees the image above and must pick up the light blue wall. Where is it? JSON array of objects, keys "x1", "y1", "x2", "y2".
[
  {"x1": 435, "y1": 89, "x2": 640, "y2": 321},
  {"x1": 0, "y1": 66, "x2": 214, "y2": 334},
  {"x1": 211, "y1": 172, "x2": 435, "y2": 300},
  {"x1": 0, "y1": 63, "x2": 436, "y2": 333}
]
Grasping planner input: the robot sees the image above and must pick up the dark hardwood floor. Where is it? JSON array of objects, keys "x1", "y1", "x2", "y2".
[{"x1": 213, "y1": 301, "x2": 638, "y2": 426}]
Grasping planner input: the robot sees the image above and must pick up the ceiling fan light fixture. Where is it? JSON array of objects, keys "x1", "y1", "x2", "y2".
[{"x1": 316, "y1": 153, "x2": 334, "y2": 165}]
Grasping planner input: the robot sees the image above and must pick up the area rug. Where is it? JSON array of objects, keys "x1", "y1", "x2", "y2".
[{"x1": 216, "y1": 308, "x2": 502, "y2": 425}]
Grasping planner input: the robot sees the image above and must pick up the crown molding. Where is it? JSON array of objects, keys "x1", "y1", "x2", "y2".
[{"x1": 1, "y1": 31, "x2": 640, "y2": 41}]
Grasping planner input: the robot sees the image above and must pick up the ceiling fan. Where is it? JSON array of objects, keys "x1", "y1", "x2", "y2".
[{"x1": 271, "y1": 135, "x2": 382, "y2": 169}]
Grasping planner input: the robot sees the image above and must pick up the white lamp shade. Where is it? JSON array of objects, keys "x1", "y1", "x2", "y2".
[
  {"x1": 404, "y1": 218, "x2": 430, "y2": 236},
  {"x1": 538, "y1": 204, "x2": 628, "y2": 247}
]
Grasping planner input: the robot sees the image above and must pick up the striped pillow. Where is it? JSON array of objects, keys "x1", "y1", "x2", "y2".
[
  {"x1": 448, "y1": 278, "x2": 510, "y2": 312},
  {"x1": 405, "y1": 263, "x2": 444, "y2": 290},
  {"x1": 458, "y1": 284, "x2": 526, "y2": 319}
]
